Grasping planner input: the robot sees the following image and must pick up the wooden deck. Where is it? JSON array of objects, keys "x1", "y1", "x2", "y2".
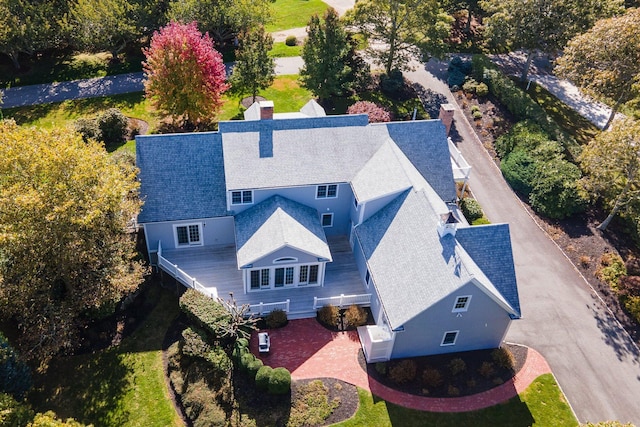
[{"x1": 160, "y1": 236, "x2": 367, "y2": 317}]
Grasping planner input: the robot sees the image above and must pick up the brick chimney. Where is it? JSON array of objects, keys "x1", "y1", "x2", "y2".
[
  {"x1": 259, "y1": 100, "x2": 274, "y2": 120},
  {"x1": 438, "y1": 103, "x2": 456, "y2": 135}
]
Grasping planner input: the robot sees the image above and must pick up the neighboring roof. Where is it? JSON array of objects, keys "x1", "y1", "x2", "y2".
[
  {"x1": 234, "y1": 195, "x2": 332, "y2": 268},
  {"x1": 136, "y1": 132, "x2": 227, "y2": 223},
  {"x1": 384, "y1": 121, "x2": 457, "y2": 202},
  {"x1": 455, "y1": 224, "x2": 521, "y2": 318},
  {"x1": 355, "y1": 189, "x2": 520, "y2": 330}
]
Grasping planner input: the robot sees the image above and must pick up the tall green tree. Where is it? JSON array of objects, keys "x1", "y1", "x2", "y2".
[
  {"x1": 555, "y1": 8, "x2": 640, "y2": 130},
  {"x1": 480, "y1": 0, "x2": 624, "y2": 81},
  {"x1": 229, "y1": 26, "x2": 275, "y2": 104},
  {"x1": 166, "y1": 0, "x2": 271, "y2": 47},
  {"x1": 69, "y1": 0, "x2": 141, "y2": 60},
  {"x1": 0, "y1": 0, "x2": 58, "y2": 69},
  {"x1": 0, "y1": 120, "x2": 146, "y2": 365},
  {"x1": 143, "y1": 21, "x2": 228, "y2": 127},
  {"x1": 579, "y1": 119, "x2": 640, "y2": 230},
  {"x1": 345, "y1": 0, "x2": 452, "y2": 74},
  {"x1": 300, "y1": 8, "x2": 352, "y2": 102}
]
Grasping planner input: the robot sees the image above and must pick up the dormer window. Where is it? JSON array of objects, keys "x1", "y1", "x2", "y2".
[
  {"x1": 231, "y1": 190, "x2": 253, "y2": 205},
  {"x1": 317, "y1": 184, "x2": 338, "y2": 199}
]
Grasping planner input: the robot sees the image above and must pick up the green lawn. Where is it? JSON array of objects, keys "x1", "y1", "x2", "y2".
[
  {"x1": 336, "y1": 374, "x2": 578, "y2": 427},
  {"x1": 522, "y1": 81, "x2": 601, "y2": 146},
  {"x1": 29, "y1": 287, "x2": 182, "y2": 427},
  {"x1": 270, "y1": 42, "x2": 303, "y2": 58},
  {"x1": 267, "y1": 0, "x2": 329, "y2": 32}
]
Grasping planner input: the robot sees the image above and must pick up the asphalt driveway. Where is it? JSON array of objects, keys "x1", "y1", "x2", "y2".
[{"x1": 407, "y1": 59, "x2": 640, "y2": 425}]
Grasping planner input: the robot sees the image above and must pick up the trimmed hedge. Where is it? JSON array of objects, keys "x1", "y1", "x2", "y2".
[
  {"x1": 460, "y1": 198, "x2": 484, "y2": 222},
  {"x1": 247, "y1": 359, "x2": 264, "y2": 380},
  {"x1": 265, "y1": 309, "x2": 288, "y2": 329},
  {"x1": 268, "y1": 367, "x2": 291, "y2": 395},
  {"x1": 255, "y1": 366, "x2": 273, "y2": 391},
  {"x1": 180, "y1": 327, "x2": 212, "y2": 359},
  {"x1": 0, "y1": 333, "x2": 32, "y2": 399},
  {"x1": 179, "y1": 289, "x2": 231, "y2": 339}
]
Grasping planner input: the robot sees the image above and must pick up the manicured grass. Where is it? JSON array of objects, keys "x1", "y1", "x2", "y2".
[
  {"x1": 335, "y1": 374, "x2": 577, "y2": 427},
  {"x1": 29, "y1": 287, "x2": 182, "y2": 427},
  {"x1": 267, "y1": 0, "x2": 328, "y2": 32},
  {"x1": 220, "y1": 75, "x2": 313, "y2": 120},
  {"x1": 4, "y1": 92, "x2": 157, "y2": 131},
  {"x1": 270, "y1": 42, "x2": 303, "y2": 58},
  {"x1": 522, "y1": 81, "x2": 601, "y2": 146}
]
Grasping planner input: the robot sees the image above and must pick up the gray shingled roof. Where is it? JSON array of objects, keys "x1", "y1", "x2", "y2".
[
  {"x1": 235, "y1": 195, "x2": 332, "y2": 268},
  {"x1": 136, "y1": 132, "x2": 227, "y2": 223},
  {"x1": 384, "y1": 121, "x2": 457, "y2": 202},
  {"x1": 455, "y1": 224, "x2": 521, "y2": 318},
  {"x1": 356, "y1": 189, "x2": 520, "y2": 330},
  {"x1": 355, "y1": 190, "x2": 472, "y2": 329}
]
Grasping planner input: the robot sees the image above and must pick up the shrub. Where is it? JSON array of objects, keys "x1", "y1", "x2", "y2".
[
  {"x1": 620, "y1": 295, "x2": 640, "y2": 325},
  {"x1": 447, "y1": 69, "x2": 466, "y2": 89},
  {"x1": 529, "y1": 157, "x2": 586, "y2": 219},
  {"x1": 388, "y1": 359, "x2": 417, "y2": 384},
  {"x1": 448, "y1": 358, "x2": 466, "y2": 376},
  {"x1": 380, "y1": 69, "x2": 404, "y2": 96},
  {"x1": 347, "y1": 101, "x2": 391, "y2": 123},
  {"x1": 470, "y1": 105, "x2": 480, "y2": 113},
  {"x1": 478, "y1": 361, "x2": 495, "y2": 378},
  {"x1": 247, "y1": 358, "x2": 264, "y2": 380},
  {"x1": 460, "y1": 198, "x2": 484, "y2": 222},
  {"x1": 501, "y1": 148, "x2": 537, "y2": 197},
  {"x1": 0, "y1": 392, "x2": 34, "y2": 426},
  {"x1": 596, "y1": 253, "x2": 627, "y2": 290},
  {"x1": 625, "y1": 258, "x2": 640, "y2": 276},
  {"x1": 472, "y1": 110, "x2": 483, "y2": 120},
  {"x1": 265, "y1": 309, "x2": 288, "y2": 329},
  {"x1": 255, "y1": 365, "x2": 273, "y2": 390},
  {"x1": 317, "y1": 304, "x2": 339, "y2": 328},
  {"x1": 375, "y1": 362, "x2": 387, "y2": 375},
  {"x1": 268, "y1": 367, "x2": 291, "y2": 395},
  {"x1": 232, "y1": 339, "x2": 249, "y2": 363},
  {"x1": 97, "y1": 108, "x2": 128, "y2": 145},
  {"x1": 475, "y1": 82, "x2": 489, "y2": 97},
  {"x1": 205, "y1": 347, "x2": 232, "y2": 375},
  {"x1": 447, "y1": 385, "x2": 460, "y2": 396},
  {"x1": 494, "y1": 121, "x2": 549, "y2": 159},
  {"x1": 344, "y1": 304, "x2": 368, "y2": 328},
  {"x1": 180, "y1": 289, "x2": 231, "y2": 339},
  {"x1": 180, "y1": 327, "x2": 212, "y2": 359},
  {"x1": 421, "y1": 368, "x2": 443, "y2": 388},
  {"x1": 0, "y1": 333, "x2": 32, "y2": 399},
  {"x1": 240, "y1": 352, "x2": 256, "y2": 373},
  {"x1": 463, "y1": 78, "x2": 487, "y2": 96},
  {"x1": 448, "y1": 56, "x2": 472, "y2": 88},
  {"x1": 491, "y1": 347, "x2": 515, "y2": 370},
  {"x1": 74, "y1": 117, "x2": 100, "y2": 142},
  {"x1": 619, "y1": 275, "x2": 640, "y2": 297},
  {"x1": 285, "y1": 35, "x2": 297, "y2": 46}
]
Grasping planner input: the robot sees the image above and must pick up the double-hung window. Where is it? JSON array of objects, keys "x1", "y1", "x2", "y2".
[
  {"x1": 452, "y1": 295, "x2": 472, "y2": 313},
  {"x1": 231, "y1": 190, "x2": 253, "y2": 205},
  {"x1": 316, "y1": 184, "x2": 338, "y2": 199},
  {"x1": 321, "y1": 213, "x2": 334, "y2": 227},
  {"x1": 175, "y1": 223, "x2": 202, "y2": 247}
]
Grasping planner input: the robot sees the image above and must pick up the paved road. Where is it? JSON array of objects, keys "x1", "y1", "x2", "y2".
[{"x1": 407, "y1": 59, "x2": 640, "y2": 425}]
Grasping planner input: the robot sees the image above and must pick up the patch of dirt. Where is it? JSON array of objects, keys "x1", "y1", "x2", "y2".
[
  {"x1": 359, "y1": 344, "x2": 527, "y2": 398},
  {"x1": 127, "y1": 117, "x2": 149, "y2": 137},
  {"x1": 241, "y1": 95, "x2": 266, "y2": 109},
  {"x1": 453, "y1": 90, "x2": 640, "y2": 345}
]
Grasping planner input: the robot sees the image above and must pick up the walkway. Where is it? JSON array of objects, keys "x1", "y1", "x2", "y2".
[{"x1": 251, "y1": 318, "x2": 551, "y2": 412}]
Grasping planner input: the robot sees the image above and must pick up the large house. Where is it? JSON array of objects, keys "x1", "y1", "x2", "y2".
[{"x1": 136, "y1": 101, "x2": 521, "y2": 362}]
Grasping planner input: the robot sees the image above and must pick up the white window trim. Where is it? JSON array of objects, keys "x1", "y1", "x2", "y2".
[
  {"x1": 230, "y1": 190, "x2": 254, "y2": 205},
  {"x1": 173, "y1": 222, "x2": 204, "y2": 247},
  {"x1": 452, "y1": 295, "x2": 472, "y2": 313},
  {"x1": 441, "y1": 330, "x2": 459, "y2": 346},
  {"x1": 316, "y1": 184, "x2": 338, "y2": 199},
  {"x1": 247, "y1": 263, "x2": 322, "y2": 291},
  {"x1": 321, "y1": 213, "x2": 334, "y2": 227}
]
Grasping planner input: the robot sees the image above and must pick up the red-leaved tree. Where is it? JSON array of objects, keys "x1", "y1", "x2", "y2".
[
  {"x1": 347, "y1": 101, "x2": 391, "y2": 123},
  {"x1": 143, "y1": 21, "x2": 228, "y2": 127}
]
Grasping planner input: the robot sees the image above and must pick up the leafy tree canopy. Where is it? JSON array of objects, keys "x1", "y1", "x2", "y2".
[
  {"x1": 0, "y1": 120, "x2": 145, "y2": 366},
  {"x1": 143, "y1": 21, "x2": 228, "y2": 127},
  {"x1": 345, "y1": 0, "x2": 452, "y2": 74},
  {"x1": 228, "y1": 26, "x2": 275, "y2": 104},
  {"x1": 555, "y1": 7, "x2": 640, "y2": 130}
]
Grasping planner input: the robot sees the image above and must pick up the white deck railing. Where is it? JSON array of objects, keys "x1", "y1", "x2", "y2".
[
  {"x1": 448, "y1": 137, "x2": 472, "y2": 182},
  {"x1": 157, "y1": 241, "x2": 219, "y2": 299},
  {"x1": 248, "y1": 300, "x2": 290, "y2": 316},
  {"x1": 313, "y1": 293, "x2": 371, "y2": 309}
]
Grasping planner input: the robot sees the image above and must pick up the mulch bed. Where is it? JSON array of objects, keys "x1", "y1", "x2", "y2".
[{"x1": 358, "y1": 344, "x2": 527, "y2": 398}]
